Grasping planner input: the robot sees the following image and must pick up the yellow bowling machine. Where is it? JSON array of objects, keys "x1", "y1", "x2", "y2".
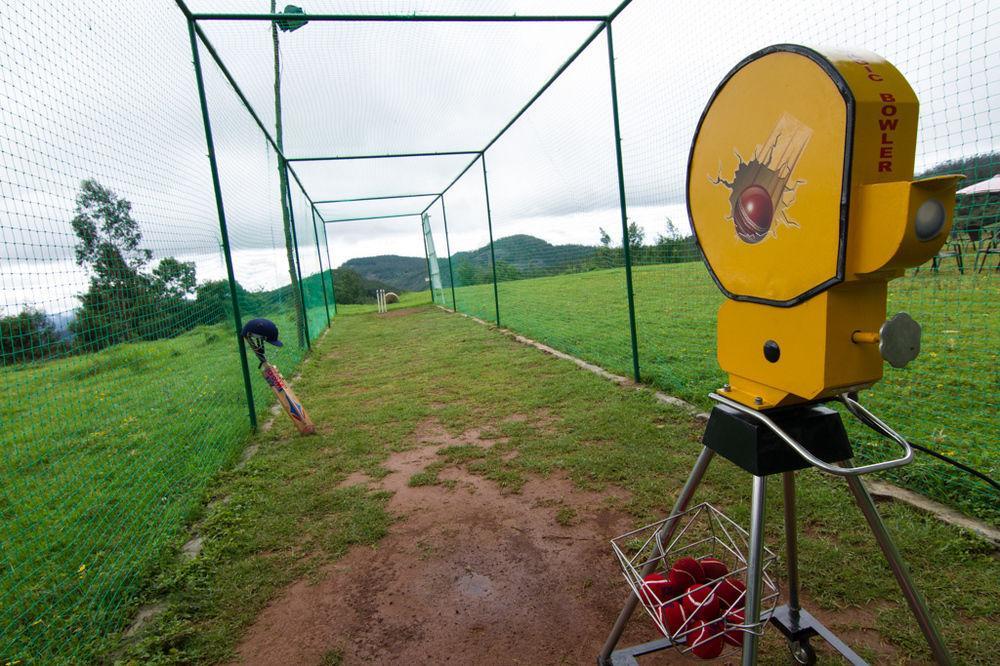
[
  {"x1": 599, "y1": 45, "x2": 956, "y2": 666},
  {"x1": 688, "y1": 45, "x2": 961, "y2": 409}
]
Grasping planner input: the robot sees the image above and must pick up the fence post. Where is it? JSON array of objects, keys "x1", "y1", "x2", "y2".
[
  {"x1": 480, "y1": 153, "x2": 501, "y2": 326},
  {"x1": 605, "y1": 21, "x2": 641, "y2": 383},
  {"x1": 187, "y1": 17, "x2": 257, "y2": 430},
  {"x1": 283, "y1": 166, "x2": 311, "y2": 348},
  {"x1": 440, "y1": 195, "x2": 458, "y2": 312},
  {"x1": 311, "y1": 206, "x2": 331, "y2": 326}
]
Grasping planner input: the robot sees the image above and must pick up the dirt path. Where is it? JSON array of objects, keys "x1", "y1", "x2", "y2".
[
  {"x1": 230, "y1": 417, "x2": 663, "y2": 665},
  {"x1": 230, "y1": 414, "x2": 902, "y2": 666}
]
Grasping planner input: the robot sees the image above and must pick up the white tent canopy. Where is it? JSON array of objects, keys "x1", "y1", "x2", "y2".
[{"x1": 957, "y1": 174, "x2": 1000, "y2": 195}]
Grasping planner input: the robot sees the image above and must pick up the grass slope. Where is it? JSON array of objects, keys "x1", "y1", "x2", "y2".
[
  {"x1": 441, "y1": 263, "x2": 998, "y2": 523},
  {"x1": 0, "y1": 307, "x2": 325, "y2": 664},
  {"x1": 114, "y1": 307, "x2": 997, "y2": 664}
]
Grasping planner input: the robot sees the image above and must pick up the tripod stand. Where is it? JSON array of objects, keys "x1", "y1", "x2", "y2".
[{"x1": 598, "y1": 393, "x2": 953, "y2": 665}]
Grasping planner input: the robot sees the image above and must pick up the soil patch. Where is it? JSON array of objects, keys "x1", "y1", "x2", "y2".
[
  {"x1": 231, "y1": 427, "x2": 651, "y2": 665},
  {"x1": 231, "y1": 418, "x2": 902, "y2": 666}
]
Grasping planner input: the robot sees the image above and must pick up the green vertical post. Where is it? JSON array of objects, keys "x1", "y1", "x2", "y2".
[
  {"x1": 480, "y1": 153, "x2": 501, "y2": 326},
  {"x1": 421, "y1": 215, "x2": 433, "y2": 304},
  {"x1": 283, "y1": 164, "x2": 311, "y2": 348},
  {"x1": 187, "y1": 18, "x2": 257, "y2": 429},
  {"x1": 605, "y1": 22, "x2": 641, "y2": 383},
  {"x1": 440, "y1": 195, "x2": 458, "y2": 312},
  {"x1": 311, "y1": 206, "x2": 332, "y2": 326},
  {"x1": 271, "y1": 2, "x2": 306, "y2": 348},
  {"x1": 322, "y1": 218, "x2": 337, "y2": 315}
]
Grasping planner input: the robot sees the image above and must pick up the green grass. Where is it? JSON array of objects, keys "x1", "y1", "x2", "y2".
[
  {"x1": 110, "y1": 307, "x2": 998, "y2": 664},
  {"x1": 0, "y1": 306, "x2": 326, "y2": 665},
  {"x1": 333, "y1": 289, "x2": 431, "y2": 316},
  {"x1": 444, "y1": 263, "x2": 998, "y2": 523}
]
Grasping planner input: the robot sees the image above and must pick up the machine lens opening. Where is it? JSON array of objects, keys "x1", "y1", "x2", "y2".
[{"x1": 914, "y1": 199, "x2": 946, "y2": 240}]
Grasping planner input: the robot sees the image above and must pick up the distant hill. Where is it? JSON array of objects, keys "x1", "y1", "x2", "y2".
[
  {"x1": 342, "y1": 255, "x2": 428, "y2": 292},
  {"x1": 450, "y1": 235, "x2": 596, "y2": 274},
  {"x1": 341, "y1": 236, "x2": 599, "y2": 291}
]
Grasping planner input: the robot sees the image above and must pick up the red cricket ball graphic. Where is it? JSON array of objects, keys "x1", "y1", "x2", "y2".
[
  {"x1": 710, "y1": 112, "x2": 812, "y2": 244},
  {"x1": 734, "y1": 184, "x2": 774, "y2": 244}
]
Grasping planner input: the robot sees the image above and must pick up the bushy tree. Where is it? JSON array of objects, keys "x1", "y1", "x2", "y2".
[
  {"x1": 152, "y1": 257, "x2": 197, "y2": 299},
  {"x1": 69, "y1": 180, "x2": 200, "y2": 350},
  {"x1": 0, "y1": 309, "x2": 63, "y2": 364}
]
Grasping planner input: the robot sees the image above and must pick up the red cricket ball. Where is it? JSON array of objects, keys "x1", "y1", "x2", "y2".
[
  {"x1": 639, "y1": 571, "x2": 673, "y2": 607},
  {"x1": 659, "y1": 600, "x2": 690, "y2": 638},
  {"x1": 671, "y1": 556, "x2": 706, "y2": 586},
  {"x1": 689, "y1": 620, "x2": 725, "y2": 659},
  {"x1": 723, "y1": 608, "x2": 746, "y2": 647},
  {"x1": 699, "y1": 556, "x2": 729, "y2": 581},
  {"x1": 682, "y1": 583, "x2": 721, "y2": 622},
  {"x1": 733, "y1": 184, "x2": 773, "y2": 244},
  {"x1": 715, "y1": 578, "x2": 747, "y2": 612}
]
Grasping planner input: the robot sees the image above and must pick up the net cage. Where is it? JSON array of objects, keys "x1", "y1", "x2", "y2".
[
  {"x1": 612, "y1": 503, "x2": 779, "y2": 660},
  {"x1": 1, "y1": 0, "x2": 998, "y2": 662}
]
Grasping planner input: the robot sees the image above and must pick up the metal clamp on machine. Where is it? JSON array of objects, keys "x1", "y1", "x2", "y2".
[{"x1": 599, "y1": 44, "x2": 959, "y2": 666}]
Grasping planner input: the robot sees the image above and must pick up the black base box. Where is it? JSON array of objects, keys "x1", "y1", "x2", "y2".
[{"x1": 702, "y1": 402, "x2": 854, "y2": 476}]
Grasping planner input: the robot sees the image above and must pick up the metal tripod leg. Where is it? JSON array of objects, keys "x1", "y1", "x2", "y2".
[
  {"x1": 597, "y1": 446, "x2": 715, "y2": 665},
  {"x1": 843, "y1": 474, "x2": 953, "y2": 665},
  {"x1": 741, "y1": 474, "x2": 768, "y2": 666},
  {"x1": 782, "y1": 471, "x2": 801, "y2": 619}
]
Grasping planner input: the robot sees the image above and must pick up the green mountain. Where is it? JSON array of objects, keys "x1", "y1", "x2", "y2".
[
  {"x1": 342, "y1": 255, "x2": 429, "y2": 292},
  {"x1": 450, "y1": 234, "x2": 597, "y2": 273},
  {"x1": 341, "y1": 236, "x2": 599, "y2": 291}
]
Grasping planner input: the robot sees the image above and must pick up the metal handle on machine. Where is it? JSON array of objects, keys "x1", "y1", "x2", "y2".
[{"x1": 709, "y1": 392, "x2": 913, "y2": 476}]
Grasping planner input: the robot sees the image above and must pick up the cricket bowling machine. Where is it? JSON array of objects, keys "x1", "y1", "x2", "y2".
[{"x1": 600, "y1": 45, "x2": 959, "y2": 665}]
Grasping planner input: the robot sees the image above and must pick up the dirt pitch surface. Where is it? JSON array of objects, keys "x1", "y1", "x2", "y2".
[
  {"x1": 206, "y1": 307, "x2": 980, "y2": 666},
  {"x1": 232, "y1": 417, "x2": 652, "y2": 665}
]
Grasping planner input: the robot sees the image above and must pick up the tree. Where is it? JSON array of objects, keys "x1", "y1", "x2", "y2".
[
  {"x1": 0, "y1": 309, "x2": 62, "y2": 364},
  {"x1": 599, "y1": 227, "x2": 612, "y2": 248},
  {"x1": 70, "y1": 180, "x2": 154, "y2": 348},
  {"x1": 627, "y1": 221, "x2": 645, "y2": 252},
  {"x1": 71, "y1": 179, "x2": 152, "y2": 276},
  {"x1": 152, "y1": 257, "x2": 197, "y2": 299},
  {"x1": 69, "y1": 180, "x2": 200, "y2": 349}
]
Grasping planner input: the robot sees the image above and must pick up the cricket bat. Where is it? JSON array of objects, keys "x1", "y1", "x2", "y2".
[{"x1": 260, "y1": 360, "x2": 316, "y2": 435}]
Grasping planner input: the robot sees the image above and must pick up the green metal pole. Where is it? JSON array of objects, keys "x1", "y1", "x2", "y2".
[
  {"x1": 480, "y1": 154, "x2": 501, "y2": 326},
  {"x1": 311, "y1": 206, "x2": 331, "y2": 326},
  {"x1": 284, "y1": 162, "x2": 311, "y2": 349},
  {"x1": 440, "y1": 195, "x2": 458, "y2": 312},
  {"x1": 606, "y1": 22, "x2": 641, "y2": 383},
  {"x1": 288, "y1": 150, "x2": 480, "y2": 162},
  {"x1": 187, "y1": 17, "x2": 257, "y2": 429},
  {"x1": 315, "y1": 192, "x2": 438, "y2": 204}
]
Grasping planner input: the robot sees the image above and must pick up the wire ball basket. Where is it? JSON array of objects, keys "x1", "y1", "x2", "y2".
[{"x1": 611, "y1": 503, "x2": 779, "y2": 660}]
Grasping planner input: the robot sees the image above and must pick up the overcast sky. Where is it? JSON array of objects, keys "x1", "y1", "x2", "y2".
[{"x1": 2, "y1": 0, "x2": 997, "y2": 315}]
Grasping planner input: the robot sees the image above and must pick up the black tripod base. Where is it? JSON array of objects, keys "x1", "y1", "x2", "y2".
[
  {"x1": 769, "y1": 605, "x2": 867, "y2": 665},
  {"x1": 703, "y1": 403, "x2": 853, "y2": 476}
]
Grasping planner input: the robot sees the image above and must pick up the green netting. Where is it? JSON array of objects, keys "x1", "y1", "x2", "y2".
[
  {"x1": 2, "y1": 1, "x2": 998, "y2": 663},
  {"x1": 440, "y1": 157, "x2": 498, "y2": 324}
]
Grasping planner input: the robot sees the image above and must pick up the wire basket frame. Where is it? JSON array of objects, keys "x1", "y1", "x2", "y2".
[{"x1": 611, "y1": 503, "x2": 779, "y2": 660}]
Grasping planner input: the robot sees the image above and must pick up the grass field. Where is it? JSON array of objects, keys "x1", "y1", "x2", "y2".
[
  {"x1": 0, "y1": 306, "x2": 326, "y2": 664},
  {"x1": 110, "y1": 307, "x2": 998, "y2": 664},
  {"x1": 434, "y1": 262, "x2": 998, "y2": 524}
]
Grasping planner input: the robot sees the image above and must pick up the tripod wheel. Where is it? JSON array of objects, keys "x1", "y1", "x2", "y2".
[{"x1": 788, "y1": 638, "x2": 817, "y2": 665}]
